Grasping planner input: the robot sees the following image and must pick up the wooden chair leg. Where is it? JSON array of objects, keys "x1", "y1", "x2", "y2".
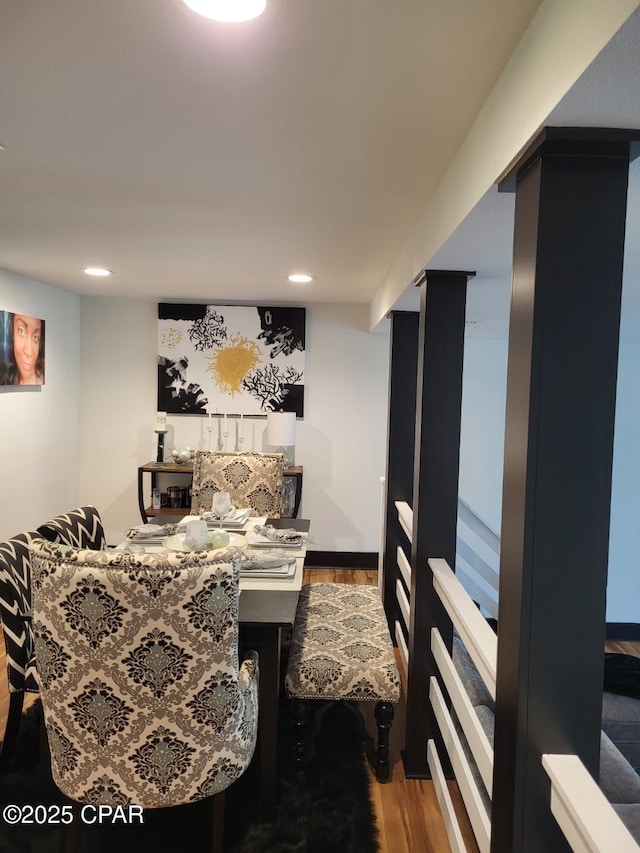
[
  {"x1": 374, "y1": 701, "x2": 394, "y2": 782},
  {"x1": 60, "y1": 803, "x2": 81, "y2": 853},
  {"x1": 291, "y1": 698, "x2": 310, "y2": 768},
  {"x1": 37, "y1": 700, "x2": 55, "y2": 787},
  {"x1": 0, "y1": 691, "x2": 24, "y2": 772},
  {"x1": 212, "y1": 789, "x2": 226, "y2": 851}
]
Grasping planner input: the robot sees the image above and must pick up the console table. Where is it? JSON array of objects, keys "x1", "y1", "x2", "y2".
[{"x1": 137, "y1": 462, "x2": 303, "y2": 522}]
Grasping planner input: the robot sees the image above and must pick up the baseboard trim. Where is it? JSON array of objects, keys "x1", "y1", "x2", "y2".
[
  {"x1": 304, "y1": 551, "x2": 378, "y2": 570},
  {"x1": 606, "y1": 622, "x2": 640, "y2": 641}
]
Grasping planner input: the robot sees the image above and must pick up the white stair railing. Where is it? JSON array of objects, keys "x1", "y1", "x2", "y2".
[
  {"x1": 543, "y1": 753, "x2": 640, "y2": 852},
  {"x1": 430, "y1": 557, "x2": 497, "y2": 698},
  {"x1": 427, "y1": 555, "x2": 497, "y2": 853},
  {"x1": 456, "y1": 497, "x2": 500, "y2": 620},
  {"x1": 395, "y1": 500, "x2": 413, "y2": 544},
  {"x1": 394, "y1": 500, "x2": 413, "y2": 678}
]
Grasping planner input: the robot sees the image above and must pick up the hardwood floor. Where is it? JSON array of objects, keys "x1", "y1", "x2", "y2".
[
  {"x1": 605, "y1": 640, "x2": 640, "y2": 657},
  {"x1": 2, "y1": 567, "x2": 635, "y2": 852}
]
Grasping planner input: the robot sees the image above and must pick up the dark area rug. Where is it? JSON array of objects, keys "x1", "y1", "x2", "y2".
[
  {"x1": 604, "y1": 652, "x2": 640, "y2": 700},
  {"x1": 0, "y1": 699, "x2": 379, "y2": 853}
]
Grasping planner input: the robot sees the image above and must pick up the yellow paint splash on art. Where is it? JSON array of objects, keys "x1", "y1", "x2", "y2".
[{"x1": 207, "y1": 332, "x2": 262, "y2": 395}]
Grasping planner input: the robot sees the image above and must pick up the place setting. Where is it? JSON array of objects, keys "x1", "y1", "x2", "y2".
[
  {"x1": 163, "y1": 527, "x2": 247, "y2": 552},
  {"x1": 246, "y1": 523, "x2": 313, "y2": 552},
  {"x1": 119, "y1": 492, "x2": 307, "y2": 579},
  {"x1": 123, "y1": 492, "x2": 251, "y2": 549},
  {"x1": 200, "y1": 490, "x2": 252, "y2": 529},
  {"x1": 161, "y1": 521, "x2": 299, "y2": 577}
]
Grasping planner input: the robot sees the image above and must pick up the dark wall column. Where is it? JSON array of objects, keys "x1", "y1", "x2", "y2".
[
  {"x1": 403, "y1": 269, "x2": 473, "y2": 777},
  {"x1": 382, "y1": 311, "x2": 419, "y2": 633},
  {"x1": 492, "y1": 129, "x2": 637, "y2": 851}
]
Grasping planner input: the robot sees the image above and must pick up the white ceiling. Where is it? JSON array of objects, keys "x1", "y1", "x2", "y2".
[
  {"x1": 1, "y1": 0, "x2": 638, "y2": 335},
  {"x1": 0, "y1": 0, "x2": 542, "y2": 304},
  {"x1": 395, "y1": 6, "x2": 640, "y2": 340}
]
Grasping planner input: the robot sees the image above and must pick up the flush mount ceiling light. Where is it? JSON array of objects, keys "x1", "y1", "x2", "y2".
[
  {"x1": 287, "y1": 274, "x2": 315, "y2": 284},
  {"x1": 84, "y1": 267, "x2": 112, "y2": 277},
  {"x1": 182, "y1": 0, "x2": 267, "y2": 22}
]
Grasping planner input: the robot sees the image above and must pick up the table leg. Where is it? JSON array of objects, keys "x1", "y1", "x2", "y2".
[{"x1": 242, "y1": 625, "x2": 282, "y2": 817}]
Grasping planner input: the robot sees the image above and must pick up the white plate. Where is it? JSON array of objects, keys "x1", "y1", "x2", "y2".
[
  {"x1": 246, "y1": 534, "x2": 302, "y2": 549},
  {"x1": 163, "y1": 531, "x2": 246, "y2": 552},
  {"x1": 240, "y1": 562, "x2": 297, "y2": 578}
]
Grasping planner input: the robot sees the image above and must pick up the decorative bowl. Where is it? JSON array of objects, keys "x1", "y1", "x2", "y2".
[{"x1": 171, "y1": 447, "x2": 193, "y2": 464}]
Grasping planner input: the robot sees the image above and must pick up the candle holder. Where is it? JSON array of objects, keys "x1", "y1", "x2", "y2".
[
  {"x1": 238, "y1": 413, "x2": 244, "y2": 450},
  {"x1": 154, "y1": 429, "x2": 168, "y2": 465}
]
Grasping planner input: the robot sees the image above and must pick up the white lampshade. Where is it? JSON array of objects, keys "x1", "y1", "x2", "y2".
[{"x1": 266, "y1": 411, "x2": 296, "y2": 447}]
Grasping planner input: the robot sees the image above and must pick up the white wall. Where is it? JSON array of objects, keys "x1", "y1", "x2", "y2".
[
  {"x1": 0, "y1": 270, "x2": 81, "y2": 538},
  {"x1": 79, "y1": 298, "x2": 390, "y2": 551},
  {"x1": 459, "y1": 337, "x2": 508, "y2": 534},
  {"x1": 608, "y1": 341, "x2": 640, "y2": 623},
  {"x1": 458, "y1": 335, "x2": 640, "y2": 624},
  {"x1": 3, "y1": 271, "x2": 635, "y2": 621}
]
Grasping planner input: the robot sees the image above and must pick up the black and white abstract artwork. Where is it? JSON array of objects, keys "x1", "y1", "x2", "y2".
[{"x1": 158, "y1": 303, "x2": 305, "y2": 416}]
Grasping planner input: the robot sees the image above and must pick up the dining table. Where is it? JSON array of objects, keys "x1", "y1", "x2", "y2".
[{"x1": 118, "y1": 514, "x2": 310, "y2": 816}]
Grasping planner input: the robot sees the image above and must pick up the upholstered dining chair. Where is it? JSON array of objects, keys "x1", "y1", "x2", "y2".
[
  {"x1": 191, "y1": 450, "x2": 284, "y2": 518},
  {"x1": 0, "y1": 531, "x2": 43, "y2": 770},
  {"x1": 29, "y1": 540, "x2": 258, "y2": 850},
  {"x1": 37, "y1": 505, "x2": 107, "y2": 550}
]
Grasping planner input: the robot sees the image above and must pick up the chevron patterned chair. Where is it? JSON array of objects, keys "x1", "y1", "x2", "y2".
[
  {"x1": 30, "y1": 539, "x2": 259, "y2": 849},
  {"x1": 37, "y1": 505, "x2": 107, "y2": 550},
  {"x1": 0, "y1": 507, "x2": 105, "y2": 769},
  {"x1": 0, "y1": 531, "x2": 43, "y2": 770},
  {"x1": 191, "y1": 451, "x2": 284, "y2": 519}
]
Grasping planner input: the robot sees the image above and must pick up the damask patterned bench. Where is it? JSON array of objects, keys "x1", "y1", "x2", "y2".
[{"x1": 285, "y1": 583, "x2": 401, "y2": 781}]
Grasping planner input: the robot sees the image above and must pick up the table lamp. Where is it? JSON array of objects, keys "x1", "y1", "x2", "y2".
[{"x1": 266, "y1": 411, "x2": 296, "y2": 467}]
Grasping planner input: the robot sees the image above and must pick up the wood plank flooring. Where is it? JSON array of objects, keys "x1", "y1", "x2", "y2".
[
  {"x1": 1, "y1": 567, "x2": 636, "y2": 852},
  {"x1": 605, "y1": 640, "x2": 640, "y2": 657}
]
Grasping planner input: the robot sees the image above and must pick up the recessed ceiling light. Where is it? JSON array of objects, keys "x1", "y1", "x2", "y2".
[
  {"x1": 84, "y1": 267, "x2": 112, "y2": 277},
  {"x1": 182, "y1": 0, "x2": 267, "y2": 22},
  {"x1": 287, "y1": 274, "x2": 315, "y2": 284}
]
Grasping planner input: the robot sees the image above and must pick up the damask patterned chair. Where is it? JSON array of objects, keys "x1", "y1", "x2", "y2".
[
  {"x1": 37, "y1": 505, "x2": 107, "y2": 550},
  {"x1": 29, "y1": 540, "x2": 259, "y2": 848},
  {"x1": 0, "y1": 531, "x2": 43, "y2": 769},
  {"x1": 191, "y1": 451, "x2": 284, "y2": 518},
  {"x1": 285, "y1": 583, "x2": 402, "y2": 781}
]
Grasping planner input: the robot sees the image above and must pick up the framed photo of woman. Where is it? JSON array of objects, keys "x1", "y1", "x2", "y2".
[{"x1": 1, "y1": 310, "x2": 46, "y2": 386}]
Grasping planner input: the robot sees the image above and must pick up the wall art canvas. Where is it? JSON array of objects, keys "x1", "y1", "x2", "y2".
[
  {"x1": 158, "y1": 303, "x2": 305, "y2": 416},
  {"x1": 0, "y1": 310, "x2": 46, "y2": 386}
]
